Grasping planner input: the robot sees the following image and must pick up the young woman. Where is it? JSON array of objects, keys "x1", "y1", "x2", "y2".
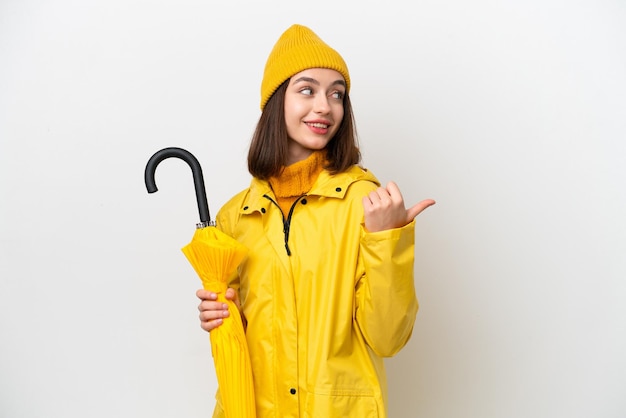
[{"x1": 196, "y1": 24, "x2": 435, "y2": 418}]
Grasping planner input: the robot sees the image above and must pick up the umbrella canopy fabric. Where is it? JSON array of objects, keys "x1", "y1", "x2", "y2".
[{"x1": 182, "y1": 226, "x2": 256, "y2": 418}]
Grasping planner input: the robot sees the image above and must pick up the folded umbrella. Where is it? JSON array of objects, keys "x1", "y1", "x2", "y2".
[{"x1": 145, "y1": 147, "x2": 256, "y2": 418}]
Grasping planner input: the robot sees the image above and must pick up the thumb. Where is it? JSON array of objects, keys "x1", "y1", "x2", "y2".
[
  {"x1": 406, "y1": 199, "x2": 436, "y2": 222},
  {"x1": 225, "y1": 288, "x2": 239, "y2": 303}
]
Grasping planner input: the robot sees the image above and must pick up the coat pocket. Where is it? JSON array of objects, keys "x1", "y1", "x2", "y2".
[{"x1": 304, "y1": 390, "x2": 380, "y2": 418}]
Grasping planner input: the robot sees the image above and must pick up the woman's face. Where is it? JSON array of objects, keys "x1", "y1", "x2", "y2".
[{"x1": 283, "y1": 68, "x2": 346, "y2": 165}]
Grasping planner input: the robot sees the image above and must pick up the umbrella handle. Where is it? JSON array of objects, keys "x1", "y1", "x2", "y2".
[{"x1": 144, "y1": 147, "x2": 211, "y2": 225}]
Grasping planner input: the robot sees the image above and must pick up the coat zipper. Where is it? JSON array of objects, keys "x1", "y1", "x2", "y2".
[{"x1": 263, "y1": 194, "x2": 306, "y2": 256}]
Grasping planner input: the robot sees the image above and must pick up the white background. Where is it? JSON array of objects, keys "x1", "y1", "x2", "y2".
[{"x1": 1, "y1": 1, "x2": 625, "y2": 417}]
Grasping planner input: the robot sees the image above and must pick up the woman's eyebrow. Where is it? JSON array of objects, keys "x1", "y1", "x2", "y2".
[
  {"x1": 292, "y1": 76, "x2": 346, "y2": 88},
  {"x1": 292, "y1": 76, "x2": 318, "y2": 85}
]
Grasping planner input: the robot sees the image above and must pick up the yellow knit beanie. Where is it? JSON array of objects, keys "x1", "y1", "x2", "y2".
[{"x1": 260, "y1": 24, "x2": 350, "y2": 110}]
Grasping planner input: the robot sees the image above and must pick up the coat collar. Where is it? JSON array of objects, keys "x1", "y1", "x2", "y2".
[{"x1": 239, "y1": 165, "x2": 380, "y2": 215}]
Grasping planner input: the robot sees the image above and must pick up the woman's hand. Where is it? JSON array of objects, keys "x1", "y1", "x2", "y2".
[
  {"x1": 196, "y1": 288, "x2": 240, "y2": 332},
  {"x1": 362, "y1": 181, "x2": 435, "y2": 232}
]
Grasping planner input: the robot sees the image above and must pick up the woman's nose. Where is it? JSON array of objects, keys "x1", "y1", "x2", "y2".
[{"x1": 313, "y1": 95, "x2": 331, "y2": 114}]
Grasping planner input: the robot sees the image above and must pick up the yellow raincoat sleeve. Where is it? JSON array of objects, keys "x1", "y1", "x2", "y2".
[{"x1": 355, "y1": 220, "x2": 419, "y2": 357}]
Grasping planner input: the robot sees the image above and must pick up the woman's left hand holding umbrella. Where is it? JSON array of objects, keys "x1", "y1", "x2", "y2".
[{"x1": 197, "y1": 288, "x2": 242, "y2": 332}]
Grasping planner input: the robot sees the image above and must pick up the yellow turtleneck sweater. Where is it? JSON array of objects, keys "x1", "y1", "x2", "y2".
[{"x1": 268, "y1": 150, "x2": 326, "y2": 215}]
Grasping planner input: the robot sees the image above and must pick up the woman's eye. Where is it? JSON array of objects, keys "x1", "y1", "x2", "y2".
[
  {"x1": 300, "y1": 87, "x2": 313, "y2": 95},
  {"x1": 331, "y1": 91, "x2": 344, "y2": 100}
]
